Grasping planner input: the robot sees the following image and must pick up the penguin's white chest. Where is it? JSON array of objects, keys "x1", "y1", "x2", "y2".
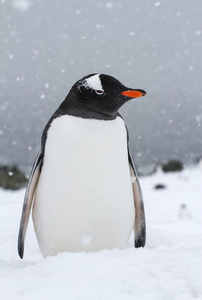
[{"x1": 33, "y1": 115, "x2": 134, "y2": 257}]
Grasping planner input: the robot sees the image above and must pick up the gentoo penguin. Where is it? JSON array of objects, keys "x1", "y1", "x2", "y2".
[
  {"x1": 18, "y1": 73, "x2": 146, "y2": 258},
  {"x1": 178, "y1": 204, "x2": 192, "y2": 220}
]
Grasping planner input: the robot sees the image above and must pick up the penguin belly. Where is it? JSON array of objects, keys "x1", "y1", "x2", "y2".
[{"x1": 33, "y1": 115, "x2": 135, "y2": 257}]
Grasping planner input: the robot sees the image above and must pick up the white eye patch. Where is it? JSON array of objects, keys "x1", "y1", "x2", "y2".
[{"x1": 83, "y1": 74, "x2": 104, "y2": 93}]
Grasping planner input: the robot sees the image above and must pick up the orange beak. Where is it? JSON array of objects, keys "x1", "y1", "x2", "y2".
[{"x1": 120, "y1": 89, "x2": 146, "y2": 98}]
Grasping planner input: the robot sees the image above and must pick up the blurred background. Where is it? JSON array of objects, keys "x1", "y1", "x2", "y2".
[{"x1": 0, "y1": 0, "x2": 202, "y2": 175}]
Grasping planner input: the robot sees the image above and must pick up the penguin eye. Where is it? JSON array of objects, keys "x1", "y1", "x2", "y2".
[{"x1": 95, "y1": 90, "x2": 104, "y2": 95}]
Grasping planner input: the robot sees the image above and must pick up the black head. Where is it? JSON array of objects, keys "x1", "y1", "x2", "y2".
[{"x1": 59, "y1": 73, "x2": 146, "y2": 120}]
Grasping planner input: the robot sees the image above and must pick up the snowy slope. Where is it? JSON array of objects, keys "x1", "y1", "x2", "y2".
[{"x1": 0, "y1": 166, "x2": 202, "y2": 300}]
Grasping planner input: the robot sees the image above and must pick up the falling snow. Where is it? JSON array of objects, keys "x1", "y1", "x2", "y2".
[
  {"x1": 0, "y1": 0, "x2": 201, "y2": 172},
  {"x1": 12, "y1": 0, "x2": 32, "y2": 11},
  {"x1": 106, "y1": 3, "x2": 115, "y2": 9},
  {"x1": 154, "y1": 2, "x2": 161, "y2": 7},
  {"x1": 195, "y1": 30, "x2": 201, "y2": 36}
]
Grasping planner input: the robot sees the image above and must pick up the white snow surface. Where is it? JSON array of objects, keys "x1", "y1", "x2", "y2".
[{"x1": 0, "y1": 166, "x2": 202, "y2": 299}]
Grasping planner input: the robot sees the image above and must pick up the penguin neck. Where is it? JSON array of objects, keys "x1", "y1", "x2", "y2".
[{"x1": 58, "y1": 92, "x2": 118, "y2": 121}]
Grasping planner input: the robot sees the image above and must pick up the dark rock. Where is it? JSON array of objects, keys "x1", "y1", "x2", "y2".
[
  {"x1": 154, "y1": 184, "x2": 166, "y2": 190},
  {"x1": 162, "y1": 160, "x2": 183, "y2": 172},
  {"x1": 0, "y1": 165, "x2": 28, "y2": 190}
]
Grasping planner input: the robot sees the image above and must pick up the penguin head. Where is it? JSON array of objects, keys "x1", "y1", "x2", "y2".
[{"x1": 64, "y1": 73, "x2": 146, "y2": 118}]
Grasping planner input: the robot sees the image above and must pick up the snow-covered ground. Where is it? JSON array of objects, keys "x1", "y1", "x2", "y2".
[{"x1": 0, "y1": 166, "x2": 201, "y2": 300}]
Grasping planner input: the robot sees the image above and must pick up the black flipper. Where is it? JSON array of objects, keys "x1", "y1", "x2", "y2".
[
  {"x1": 18, "y1": 153, "x2": 43, "y2": 258},
  {"x1": 128, "y1": 149, "x2": 146, "y2": 248}
]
